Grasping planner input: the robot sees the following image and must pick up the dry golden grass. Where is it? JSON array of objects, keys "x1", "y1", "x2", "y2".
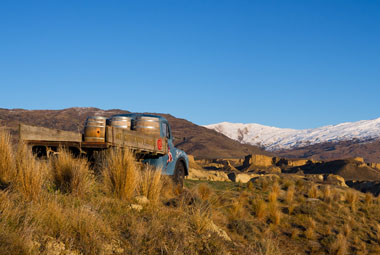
[
  {"x1": 252, "y1": 198, "x2": 267, "y2": 220},
  {"x1": 376, "y1": 223, "x2": 380, "y2": 244},
  {"x1": 308, "y1": 184, "x2": 318, "y2": 199},
  {"x1": 345, "y1": 190, "x2": 358, "y2": 212},
  {"x1": 343, "y1": 223, "x2": 351, "y2": 237},
  {"x1": 268, "y1": 182, "x2": 280, "y2": 203},
  {"x1": 291, "y1": 228, "x2": 300, "y2": 239},
  {"x1": 247, "y1": 180, "x2": 254, "y2": 191},
  {"x1": 34, "y1": 199, "x2": 114, "y2": 254},
  {"x1": 285, "y1": 184, "x2": 295, "y2": 204},
  {"x1": 5, "y1": 130, "x2": 380, "y2": 254},
  {"x1": 321, "y1": 185, "x2": 332, "y2": 203},
  {"x1": 197, "y1": 182, "x2": 212, "y2": 200},
  {"x1": 102, "y1": 148, "x2": 139, "y2": 200},
  {"x1": 329, "y1": 233, "x2": 348, "y2": 255},
  {"x1": 268, "y1": 203, "x2": 281, "y2": 225},
  {"x1": 0, "y1": 130, "x2": 14, "y2": 185},
  {"x1": 364, "y1": 192, "x2": 373, "y2": 206},
  {"x1": 14, "y1": 144, "x2": 46, "y2": 201},
  {"x1": 138, "y1": 164, "x2": 163, "y2": 203},
  {"x1": 304, "y1": 216, "x2": 316, "y2": 240},
  {"x1": 50, "y1": 148, "x2": 94, "y2": 196}
]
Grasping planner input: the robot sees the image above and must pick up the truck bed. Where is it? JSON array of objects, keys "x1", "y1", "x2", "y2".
[{"x1": 19, "y1": 124, "x2": 168, "y2": 156}]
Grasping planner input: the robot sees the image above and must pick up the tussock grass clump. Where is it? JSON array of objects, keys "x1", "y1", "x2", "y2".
[
  {"x1": 321, "y1": 185, "x2": 332, "y2": 203},
  {"x1": 50, "y1": 149, "x2": 94, "y2": 196},
  {"x1": 197, "y1": 182, "x2": 212, "y2": 201},
  {"x1": 285, "y1": 184, "x2": 295, "y2": 204},
  {"x1": 268, "y1": 203, "x2": 281, "y2": 225},
  {"x1": 103, "y1": 148, "x2": 139, "y2": 200},
  {"x1": 304, "y1": 216, "x2": 316, "y2": 240},
  {"x1": 138, "y1": 165, "x2": 163, "y2": 203},
  {"x1": 0, "y1": 130, "x2": 14, "y2": 186},
  {"x1": 252, "y1": 198, "x2": 267, "y2": 220},
  {"x1": 364, "y1": 192, "x2": 373, "y2": 207},
  {"x1": 35, "y1": 199, "x2": 114, "y2": 254},
  {"x1": 329, "y1": 233, "x2": 348, "y2": 255},
  {"x1": 0, "y1": 191, "x2": 38, "y2": 254},
  {"x1": 345, "y1": 190, "x2": 358, "y2": 212},
  {"x1": 308, "y1": 184, "x2": 318, "y2": 199},
  {"x1": 15, "y1": 144, "x2": 47, "y2": 201}
]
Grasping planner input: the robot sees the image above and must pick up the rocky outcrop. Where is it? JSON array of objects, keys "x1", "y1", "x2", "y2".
[
  {"x1": 187, "y1": 168, "x2": 231, "y2": 182},
  {"x1": 188, "y1": 155, "x2": 203, "y2": 169},
  {"x1": 346, "y1": 180, "x2": 380, "y2": 196},
  {"x1": 369, "y1": 162, "x2": 380, "y2": 171},
  {"x1": 325, "y1": 174, "x2": 347, "y2": 187},
  {"x1": 243, "y1": 154, "x2": 274, "y2": 169}
]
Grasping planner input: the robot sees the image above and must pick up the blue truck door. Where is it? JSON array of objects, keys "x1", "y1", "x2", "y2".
[{"x1": 144, "y1": 120, "x2": 176, "y2": 175}]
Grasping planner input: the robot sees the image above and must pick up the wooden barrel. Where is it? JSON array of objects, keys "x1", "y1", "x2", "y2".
[
  {"x1": 84, "y1": 116, "x2": 107, "y2": 142},
  {"x1": 110, "y1": 116, "x2": 132, "y2": 129},
  {"x1": 134, "y1": 116, "x2": 160, "y2": 136}
]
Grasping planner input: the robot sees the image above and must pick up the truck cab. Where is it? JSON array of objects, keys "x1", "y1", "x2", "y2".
[{"x1": 111, "y1": 114, "x2": 189, "y2": 186}]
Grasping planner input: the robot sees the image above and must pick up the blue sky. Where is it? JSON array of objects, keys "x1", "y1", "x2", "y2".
[{"x1": 0, "y1": 0, "x2": 379, "y2": 129}]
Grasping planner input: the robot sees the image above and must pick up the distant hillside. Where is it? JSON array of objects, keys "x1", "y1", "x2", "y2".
[
  {"x1": 0, "y1": 107, "x2": 267, "y2": 159},
  {"x1": 276, "y1": 139, "x2": 380, "y2": 163}
]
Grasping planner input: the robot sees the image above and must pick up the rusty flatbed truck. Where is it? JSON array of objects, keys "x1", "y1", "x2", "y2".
[{"x1": 19, "y1": 113, "x2": 189, "y2": 185}]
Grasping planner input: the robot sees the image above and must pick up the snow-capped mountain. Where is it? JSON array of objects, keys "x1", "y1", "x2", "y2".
[{"x1": 204, "y1": 118, "x2": 380, "y2": 151}]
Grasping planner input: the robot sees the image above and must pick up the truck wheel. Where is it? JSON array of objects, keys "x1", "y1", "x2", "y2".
[{"x1": 173, "y1": 161, "x2": 185, "y2": 187}]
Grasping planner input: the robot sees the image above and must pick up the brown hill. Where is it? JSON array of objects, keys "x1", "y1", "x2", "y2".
[
  {"x1": 277, "y1": 139, "x2": 380, "y2": 163},
  {"x1": 286, "y1": 158, "x2": 380, "y2": 181},
  {"x1": 0, "y1": 107, "x2": 267, "y2": 159}
]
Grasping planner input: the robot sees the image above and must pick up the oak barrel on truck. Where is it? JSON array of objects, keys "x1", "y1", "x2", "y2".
[
  {"x1": 110, "y1": 116, "x2": 132, "y2": 129},
  {"x1": 84, "y1": 116, "x2": 107, "y2": 142},
  {"x1": 134, "y1": 116, "x2": 161, "y2": 136}
]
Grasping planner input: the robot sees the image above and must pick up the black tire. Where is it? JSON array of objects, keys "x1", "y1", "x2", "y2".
[{"x1": 173, "y1": 161, "x2": 185, "y2": 187}]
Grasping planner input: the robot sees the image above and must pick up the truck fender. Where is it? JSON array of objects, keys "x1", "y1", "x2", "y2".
[{"x1": 176, "y1": 157, "x2": 189, "y2": 176}]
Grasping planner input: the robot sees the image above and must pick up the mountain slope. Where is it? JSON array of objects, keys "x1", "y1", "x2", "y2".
[{"x1": 204, "y1": 118, "x2": 380, "y2": 151}]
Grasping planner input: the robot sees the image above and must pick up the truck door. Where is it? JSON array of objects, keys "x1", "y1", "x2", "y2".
[{"x1": 143, "y1": 120, "x2": 176, "y2": 175}]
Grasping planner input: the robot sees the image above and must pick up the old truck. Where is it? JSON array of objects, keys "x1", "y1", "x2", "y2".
[{"x1": 19, "y1": 113, "x2": 189, "y2": 186}]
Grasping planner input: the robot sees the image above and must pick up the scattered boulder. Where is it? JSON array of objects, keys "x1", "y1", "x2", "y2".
[
  {"x1": 287, "y1": 159, "x2": 309, "y2": 167},
  {"x1": 187, "y1": 168, "x2": 231, "y2": 182},
  {"x1": 352, "y1": 157, "x2": 365, "y2": 163},
  {"x1": 129, "y1": 204, "x2": 143, "y2": 212},
  {"x1": 249, "y1": 174, "x2": 280, "y2": 184},
  {"x1": 325, "y1": 174, "x2": 347, "y2": 187},
  {"x1": 227, "y1": 172, "x2": 259, "y2": 183},
  {"x1": 134, "y1": 195, "x2": 149, "y2": 205},
  {"x1": 305, "y1": 174, "x2": 324, "y2": 182}
]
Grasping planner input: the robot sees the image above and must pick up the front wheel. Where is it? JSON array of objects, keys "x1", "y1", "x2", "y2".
[{"x1": 173, "y1": 161, "x2": 185, "y2": 187}]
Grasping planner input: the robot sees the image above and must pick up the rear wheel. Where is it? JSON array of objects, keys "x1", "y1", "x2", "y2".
[{"x1": 173, "y1": 161, "x2": 185, "y2": 187}]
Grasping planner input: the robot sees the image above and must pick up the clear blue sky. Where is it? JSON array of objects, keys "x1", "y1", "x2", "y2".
[{"x1": 1, "y1": 0, "x2": 379, "y2": 129}]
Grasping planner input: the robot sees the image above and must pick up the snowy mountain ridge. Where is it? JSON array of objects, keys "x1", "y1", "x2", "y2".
[{"x1": 204, "y1": 118, "x2": 380, "y2": 151}]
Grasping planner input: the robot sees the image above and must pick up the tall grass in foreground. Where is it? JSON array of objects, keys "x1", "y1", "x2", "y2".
[
  {"x1": 139, "y1": 165, "x2": 163, "y2": 203},
  {"x1": 15, "y1": 144, "x2": 47, "y2": 201},
  {"x1": 50, "y1": 148, "x2": 93, "y2": 196},
  {"x1": 0, "y1": 130, "x2": 14, "y2": 186},
  {"x1": 102, "y1": 148, "x2": 139, "y2": 200}
]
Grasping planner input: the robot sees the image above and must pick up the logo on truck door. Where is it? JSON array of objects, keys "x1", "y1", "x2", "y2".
[{"x1": 167, "y1": 145, "x2": 173, "y2": 163}]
